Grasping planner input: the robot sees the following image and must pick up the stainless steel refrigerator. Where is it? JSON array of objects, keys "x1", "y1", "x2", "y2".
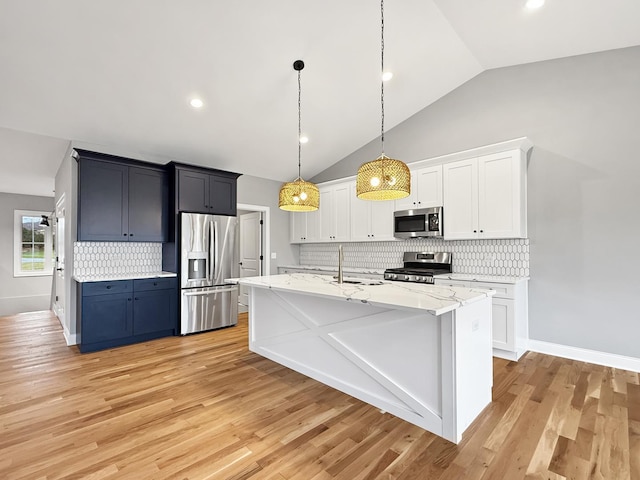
[{"x1": 180, "y1": 212, "x2": 238, "y2": 334}]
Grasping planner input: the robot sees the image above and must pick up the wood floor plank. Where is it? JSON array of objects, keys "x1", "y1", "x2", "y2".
[{"x1": 0, "y1": 311, "x2": 637, "y2": 479}]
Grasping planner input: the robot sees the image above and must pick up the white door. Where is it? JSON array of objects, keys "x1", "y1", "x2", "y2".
[
  {"x1": 333, "y1": 183, "x2": 351, "y2": 242},
  {"x1": 369, "y1": 199, "x2": 396, "y2": 241},
  {"x1": 478, "y1": 151, "x2": 519, "y2": 238},
  {"x1": 443, "y1": 158, "x2": 479, "y2": 240},
  {"x1": 349, "y1": 184, "x2": 371, "y2": 241},
  {"x1": 239, "y1": 212, "x2": 262, "y2": 312},
  {"x1": 415, "y1": 165, "x2": 443, "y2": 208},
  {"x1": 53, "y1": 194, "x2": 66, "y2": 322}
]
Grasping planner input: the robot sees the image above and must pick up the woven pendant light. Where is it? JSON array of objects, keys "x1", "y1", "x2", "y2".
[
  {"x1": 279, "y1": 60, "x2": 319, "y2": 212},
  {"x1": 356, "y1": 0, "x2": 410, "y2": 201}
]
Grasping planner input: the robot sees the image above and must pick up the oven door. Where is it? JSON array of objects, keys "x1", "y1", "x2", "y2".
[{"x1": 394, "y1": 207, "x2": 443, "y2": 238}]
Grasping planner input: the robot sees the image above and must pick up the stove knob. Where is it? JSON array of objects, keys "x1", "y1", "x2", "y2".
[
  {"x1": 391, "y1": 274, "x2": 397, "y2": 280},
  {"x1": 403, "y1": 275, "x2": 410, "y2": 281}
]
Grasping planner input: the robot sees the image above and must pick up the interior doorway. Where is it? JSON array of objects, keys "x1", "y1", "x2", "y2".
[
  {"x1": 236, "y1": 203, "x2": 270, "y2": 313},
  {"x1": 53, "y1": 194, "x2": 66, "y2": 323}
]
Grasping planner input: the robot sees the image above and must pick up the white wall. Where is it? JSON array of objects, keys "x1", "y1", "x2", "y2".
[
  {"x1": 312, "y1": 45, "x2": 640, "y2": 359},
  {"x1": 0, "y1": 192, "x2": 54, "y2": 315},
  {"x1": 54, "y1": 149, "x2": 78, "y2": 343},
  {"x1": 237, "y1": 174, "x2": 298, "y2": 274}
]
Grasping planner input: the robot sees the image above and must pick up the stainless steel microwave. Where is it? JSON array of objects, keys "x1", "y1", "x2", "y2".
[{"x1": 393, "y1": 207, "x2": 443, "y2": 238}]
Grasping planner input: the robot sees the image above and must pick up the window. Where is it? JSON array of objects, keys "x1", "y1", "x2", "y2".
[{"x1": 14, "y1": 210, "x2": 54, "y2": 277}]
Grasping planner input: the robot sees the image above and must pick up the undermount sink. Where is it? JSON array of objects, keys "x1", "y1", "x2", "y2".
[{"x1": 332, "y1": 277, "x2": 384, "y2": 286}]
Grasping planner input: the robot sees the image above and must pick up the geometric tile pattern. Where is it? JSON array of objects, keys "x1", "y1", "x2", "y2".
[
  {"x1": 300, "y1": 238, "x2": 529, "y2": 277},
  {"x1": 73, "y1": 242, "x2": 163, "y2": 278}
]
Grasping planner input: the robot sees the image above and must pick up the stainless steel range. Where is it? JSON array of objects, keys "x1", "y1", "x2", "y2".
[{"x1": 383, "y1": 252, "x2": 452, "y2": 284}]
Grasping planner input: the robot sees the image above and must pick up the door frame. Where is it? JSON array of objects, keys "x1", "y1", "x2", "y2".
[{"x1": 237, "y1": 203, "x2": 270, "y2": 276}]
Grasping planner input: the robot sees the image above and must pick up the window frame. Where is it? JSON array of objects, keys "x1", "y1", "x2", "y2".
[{"x1": 14, "y1": 209, "x2": 54, "y2": 277}]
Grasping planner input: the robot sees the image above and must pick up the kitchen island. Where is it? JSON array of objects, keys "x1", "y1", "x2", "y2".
[{"x1": 236, "y1": 273, "x2": 495, "y2": 444}]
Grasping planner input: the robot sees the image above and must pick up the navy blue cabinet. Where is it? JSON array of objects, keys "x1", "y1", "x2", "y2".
[
  {"x1": 77, "y1": 151, "x2": 168, "y2": 242},
  {"x1": 78, "y1": 159, "x2": 129, "y2": 241},
  {"x1": 176, "y1": 167, "x2": 238, "y2": 216},
  {"x1": 132, "y1": 278, "x2": 177, "y2": 335},
  {"x1": 78, "y1": 277, "x2": 177, "y2": 353}
]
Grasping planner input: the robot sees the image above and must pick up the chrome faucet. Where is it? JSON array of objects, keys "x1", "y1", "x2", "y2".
[{"x1": 337, "y1": 244, "x2": 344, "y2": 284}]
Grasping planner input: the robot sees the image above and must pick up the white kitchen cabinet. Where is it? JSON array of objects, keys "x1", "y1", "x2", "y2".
[
  {"x1": 289, "y1": 209, "x2": 320, "y2": 243},
  {"x1": 349, "y1": 183, "x2": 396, "y2": 241},
  {"x1": 443, "y1": 149, "x2": 527, "y2": 240},
  {"x1": 434, "y1": 277, "x2": 529, "y2": 361},
  {"x1": 394, "y1": 165, "x2": 443, "y2": 211},
  {"x1": 318, "y1": 182, "x2": 350, "y2": 242}
]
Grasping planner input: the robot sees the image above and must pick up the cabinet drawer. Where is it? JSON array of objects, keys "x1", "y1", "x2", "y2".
[
  {"x1": 471, "y1": 282, "x2": 514, "y2": 298},
  {"x1": 134, "y1": 277, "x2": 177, "y2": 292},
  {"x1": 82, "y1": 280, "x2": 133, "y2": 296}
]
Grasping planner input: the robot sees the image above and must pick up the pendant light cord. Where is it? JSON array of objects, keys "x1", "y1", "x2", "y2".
[
  {"x1": 380, "y1": 0, "x2": 385, "y2": 157},
  {"x1": 298, "y1": 68, "x2": 302, "y2": 179}
]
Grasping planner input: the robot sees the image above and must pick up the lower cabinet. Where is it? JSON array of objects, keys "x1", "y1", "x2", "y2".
[
  {"x1": 434, "y1": 277, "x2": 529, "y2": 361},
  {"x1": 78, "y1": 277, "x2": 177, "y2": 353}
]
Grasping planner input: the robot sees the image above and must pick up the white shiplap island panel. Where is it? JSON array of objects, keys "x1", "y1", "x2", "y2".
[{"x1": 237, "y1": 274, "x2": 495, "y2": 444}]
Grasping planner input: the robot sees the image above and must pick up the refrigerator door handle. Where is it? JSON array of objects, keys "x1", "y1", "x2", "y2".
[
  {"x1": 209, "y1": 220, "x2": 215, "y2": 281},
  {"x1": 214, "y1": 220, "x2": 219, "y2": 282},
  {"x1": 183, "y1": 287, "x2": 237, "y2": 296}
]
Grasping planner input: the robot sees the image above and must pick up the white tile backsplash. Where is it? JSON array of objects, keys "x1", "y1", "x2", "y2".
[
  {"x1": 73, "y1": 242, "x2": 163, "y2": 278},
  {"x1": 300, "y1": 238, "x2": 529, "y2": 277}
]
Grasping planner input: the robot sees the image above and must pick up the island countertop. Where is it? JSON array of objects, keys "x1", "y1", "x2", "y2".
[{"x1": 234, "y1": 273, "x2": 494, "y2": 316}]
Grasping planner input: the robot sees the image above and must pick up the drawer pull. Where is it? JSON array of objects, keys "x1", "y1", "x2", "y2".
[{"x1": 106, "y1": 286, "x2": 112, "y2": 289}]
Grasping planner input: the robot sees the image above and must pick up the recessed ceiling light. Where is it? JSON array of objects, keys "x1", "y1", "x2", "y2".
[
  {"x1": 299, "y1": 135, "x2": 309, "y2": 144},
  {"x1": 190, "y1": 98, "x2": 204, "y2": 108},
  {"x1": 525, "y1": 0, "x2": 544, "y2": 9},
  {"x1": 382, "y1": 71, "x2": 393, "y2": 82}
]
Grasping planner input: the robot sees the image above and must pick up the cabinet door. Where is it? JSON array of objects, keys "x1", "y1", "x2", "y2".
[
  {"x1": 393, "y1": 173, "x2": 419, "y2": 211},
  {"x1": 129, "y1": 167, "x2": 168, "y2": 242},
  {"x1": 305, "y1": 209, "x2": 320, "y2": 242},
  {"x1": 178, "y1": 170, "x2": 209, "y2": 213},
  {"x1": 443, "y1": 158, "x2": 479, "y2": 240},
  {"x1": 333, "y1": 183, "x2": 350, "y2": 242},
  {"x1": 82, "y1": 292, "x2": 133, "y2": 344},
  {"x1": 319, "y1": 187, "x2": 333, "y2": 241},
  {"x1": 415, "y1": 165, "x2": 443, "y2": 208},
  {"x1": 369, "y1": 199, "x2": 396, "y2": 241},
  {"x1": 319, "y1": 184, "x2": 351, "y2": 242},
  {"x1": 78, "y1": 159, "x2": 129, "y2": 241},
  {"x1": 491, "y1": 297, "x2": 515, "y2": 351},
  {"x1": 478, "y1": 151, "x2": 524, "y2": 238},
  {"x1": 350, "y1": 184, "x2": 371, "y2": 241},
  {"x1": 290, "y1": 212, "x2": 307, "y2": 243},
  {"x1": 209, "y1": 174, "x2": 237, "y2": 216},
  {"x1": 133, "y1": 289, "x2": 176, "y2": 335}
]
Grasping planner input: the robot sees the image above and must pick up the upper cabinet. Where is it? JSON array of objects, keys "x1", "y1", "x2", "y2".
[
  {"x1": 394, "y1": 165, "x2": 443, "y2": 211},
  {"x1": 175, "y1": 166, "x2": 239, "y2": 216},
  {"x1": 77, "y1": 152, "x2": 168, "y2": 242},
  {"x1": 443, "y1": 149, "x2": 527, "y2": 240},
  {"x1": 350, "y1": 183, "x2": 396, "y2": 242},
  {"x1": 290, "y1": 209, "x2": 320, "y2": 243},
  {"x1": 319, "y1": 182, "x2": 350, "y2": 242}
]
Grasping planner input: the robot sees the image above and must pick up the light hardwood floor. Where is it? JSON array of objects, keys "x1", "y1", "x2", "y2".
[{"x1": 0, "y1": 310, "x2": 638, "y2": 480}]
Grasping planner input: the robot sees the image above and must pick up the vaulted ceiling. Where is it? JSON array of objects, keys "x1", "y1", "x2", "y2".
[{"x1": 2, "y1": 0, "x2": 640, "y2": 197}]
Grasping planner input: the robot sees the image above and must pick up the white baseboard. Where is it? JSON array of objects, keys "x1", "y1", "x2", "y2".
[
  {"x1": 528, "y1": 339, "x2": 640, "y2": 373},
  {"x1": 62, "y1": 329, "x2": 79, "y2": 346},
  {"x1": 0, "y1": 294, "x2": 51, "y2": 317}
]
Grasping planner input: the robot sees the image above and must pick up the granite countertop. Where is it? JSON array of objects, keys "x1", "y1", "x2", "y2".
[
  {"x1": 73, "y1": 271, "x2": 178, "y2": 283},
  {"x1": 433, "y1": 273, "x2": 529, "y2": 284},
  {"x1": 234, "y1": 273, "x2": 495, "y2": 316},
  {"x1": 278, "y1": 264, "x2": 386, "y2": 275}
]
